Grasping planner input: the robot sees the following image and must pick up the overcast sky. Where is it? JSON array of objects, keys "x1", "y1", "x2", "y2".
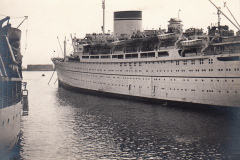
[{"x1": 1, "y1": 0, "x2": 240, "y2": 67}]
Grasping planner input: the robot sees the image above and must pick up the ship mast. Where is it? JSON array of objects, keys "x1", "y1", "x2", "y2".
[
  {"x1": 209, "y1": 0, "x2": 240, "y2": 30},
  {"x1": 64, "y1": 36, "x2": 66, "y2": 61},
  {"x1": 102, "y1": 0, "x2": 105, "y2": 36},
  {"x1": 217, "y1": 9, "x2": 221, "y2": 30},
  {"x1": 178, "y1": 9, "x2": 181, "y2": 19}
]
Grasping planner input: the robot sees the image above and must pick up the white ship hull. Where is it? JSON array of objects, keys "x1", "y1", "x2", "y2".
[
  {"x1": 52, "y1": 4, "x2": 240, "y2": 108},
  {"x1": 53, "y1": 50, "x2": 240, "y2": 107},
  {"x1": 0, "y1": 102, "x2": 21, "y2": 155}
]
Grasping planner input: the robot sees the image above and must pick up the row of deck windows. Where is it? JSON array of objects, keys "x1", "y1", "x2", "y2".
[
  {"x1": 71, "y1": 65, "x2": 240, "y2": 73},
  {"x1": 68, "y1": 76, "x2": 238, "y2": 94},
  {"x1": 218, "y1": 68, "x2": 240, "y2": 72},
  {"x1": 82, "y1": 52, "x2": 169, "y2": 59},
  {"x1": 78, "y1": 59, "x2": 213, "y2": 66},
  {"x1": 73, "y1": 72, "x2": 237, "y2": 83}
]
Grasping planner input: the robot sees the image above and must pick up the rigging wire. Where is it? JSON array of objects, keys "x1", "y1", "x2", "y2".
[
  {"x1": 207, "y1": 0, "x2": 240, "y2": 55},
  {"x1": 25, "y1": 17, "x2": 28, "y2": 51},
  {"x1": 66, "y1": 41, "x2": 73, "y2": 55},
  {"x1": 57, "y1": 37, "x2": 64, "y2": 57},
  {"x1": 209, "y1": 0, "x2": 240, "y2": 30},
  {"x1": 0, "y1": 14, "x2": 29, "y2": 55},
  {"x1": 0, "y1": 13, "x2": 26, "y2": 19},
  {"x1": 217, "y1": 31, "x2": 240, "y2": 55},
  {"x1": 224, "y1": 2, "x2": 240, "y2": 28},
  {"x1": 48, "y1": 69, "x2": 56, "y2": 85}
]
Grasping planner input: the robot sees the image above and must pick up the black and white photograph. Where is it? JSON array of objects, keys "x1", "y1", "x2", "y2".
[{"x1": 1, "y1": 0, "x2": 240, "y2": 159}]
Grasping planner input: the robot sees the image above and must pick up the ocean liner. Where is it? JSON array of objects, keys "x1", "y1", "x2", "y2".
[
  {"x1": 52, "y1": 1, "x2": 240, "y2": 108},
  {"x1": 0, "y1": 16, "x2": 27, "y2": 155}
]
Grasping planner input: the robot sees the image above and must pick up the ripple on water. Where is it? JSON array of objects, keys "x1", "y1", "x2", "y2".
[{"x1": 14, "y1": 72, "x2": 240, "y2": 159}]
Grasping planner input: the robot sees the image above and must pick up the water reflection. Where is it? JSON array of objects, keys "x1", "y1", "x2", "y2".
[
  {"x1": 5, "y1": 71, "x2": 239, "y2": 159},
  {"x1": 56, "y1": 87, "x2": 240, "y2": 159}
]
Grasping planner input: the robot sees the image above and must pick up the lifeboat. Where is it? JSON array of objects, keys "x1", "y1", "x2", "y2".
[
  {"x1": 77, "y1": 41, "x2": 90, "y2": 47},
  {"x1": 142, "y1": 36, "x2": 158, "y2": 43},
  {"x1": 180, "y1": 39, "x2": 204, "y2": 47},
  {"x1": 157, "y1": 33, "x2": 179, "y2": 40},
  {"x1": 125, "y1": 38, "x2": 142, "y2": 45},
  {"x1": 111, "y1": 40, "x2": 126, "y2": 46}
]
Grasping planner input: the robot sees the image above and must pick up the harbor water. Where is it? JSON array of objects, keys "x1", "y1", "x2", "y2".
[{"x1": 8, "y1": 71, "x2": 240, "y2": 159}]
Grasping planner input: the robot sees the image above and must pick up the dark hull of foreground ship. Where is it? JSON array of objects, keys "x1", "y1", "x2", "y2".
[
  {"x1": 0, "y1": 79, "x2": 22, "y2": 156},
  {"x1": 0, "y1": 16, "x2": 26, "y2": 155},
  {"x1": 0, "y1": 101, "x2": 22, "y2": 156}
]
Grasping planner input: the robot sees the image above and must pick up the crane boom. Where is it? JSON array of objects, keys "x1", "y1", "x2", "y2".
[{"x1": 209, "y1": 0, "x2": 240, "y2": 30}]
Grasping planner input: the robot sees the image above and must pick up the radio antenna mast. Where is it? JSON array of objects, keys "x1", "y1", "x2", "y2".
[{"x1": 102, "y1": 0, "x2": 105, "y2": 35}]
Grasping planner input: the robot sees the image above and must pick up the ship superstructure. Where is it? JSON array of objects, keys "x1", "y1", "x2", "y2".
[{"x1": 52, "y1": 1, "x2": 240, "y2": 107}]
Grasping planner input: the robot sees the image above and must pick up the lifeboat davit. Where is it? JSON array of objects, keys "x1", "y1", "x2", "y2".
[
  {"x1": 180, "y1": 39, "x2": 204, "y2": 47},
  {"x1": 157, "y1": 33, "x2": 179, "y2": 40}
]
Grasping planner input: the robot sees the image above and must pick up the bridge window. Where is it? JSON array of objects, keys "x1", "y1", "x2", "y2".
[
  {"x1": 158, "y1": 51, "x2": 169, "y2": 57},
  {"x1": 140, "y1": 52, "x2": 155, "y2": 58},
  {"x1": 126, "y1": 54, "x2": 138, "y2": 59},
  {"x1": 82, "y1": 56, "x2": 89, "y2": 59}
]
